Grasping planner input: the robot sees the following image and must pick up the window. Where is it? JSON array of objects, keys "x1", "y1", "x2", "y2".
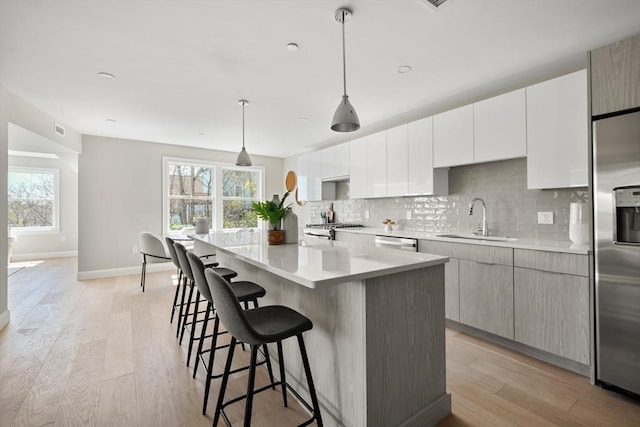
[
  {"x1": 7, "y1": 167, "x2": 59, "y2": 233},
  {"x1": 163, "y1": 158, "x2": 263, "y2": 233},
  {"x1": 221, "y1": 167, "x2": 260, "y2": 229}
]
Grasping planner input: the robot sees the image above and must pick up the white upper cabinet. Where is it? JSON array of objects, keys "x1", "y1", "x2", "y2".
[
  {"x1": 366, "y1": 131, "x2": 387, "y2": 198},
  {"x1": 386, "y1": 125, "x2": 409, "y2": 197},
  {"x1": 296, "y1": 153, "x2": 309, "y2": 202},
  {"x1": 320, "y1": 147, "x2": 334, "y2": 180},
  {"x1": 349, "y1": 137, "x2": 367, "y2": 199},
  {"x1": 333, "y1": 142, "x2": 350, "y2": 178},
  {"x1": 526, "y1": 69, "x2": 588, "y2": 189},
  {"x1": 433, "y1": 104, "x2": 474, "y2": 167},
  {"x1": 408, "y1": 117, "x2": 448, "y2": 196},
  {"x1": 307, "y1": 150, "x2": 322, "y2": 201},
  {"x1": 474, "y1": 89, "x2": 527, "y2": 163}
]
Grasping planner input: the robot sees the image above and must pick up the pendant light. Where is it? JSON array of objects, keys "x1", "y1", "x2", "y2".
[
  {"x1": 331, "y1": 7, "x2": 360, "y2": 133},
  {"x1": 235, "y1": 99, "x2": 252, "y2": 166}
]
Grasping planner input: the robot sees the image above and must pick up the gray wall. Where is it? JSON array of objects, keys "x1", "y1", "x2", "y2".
[
  {"x1": 78, "y1": 135, "x2": 283, "y2": 277},
  {"x1": 8, "y1": 154, "x2": 79, "y2": 258},
  {"x1": 303, "y1": 158, "x2": 588, "y2": 241},
  {"x1": 0, "y1": 84, "x2": 8, "y2": 326}
]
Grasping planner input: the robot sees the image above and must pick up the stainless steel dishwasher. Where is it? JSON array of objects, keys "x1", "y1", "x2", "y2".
[{"x1": 374, "y1": 235, "x2": 418, "y2": 252}]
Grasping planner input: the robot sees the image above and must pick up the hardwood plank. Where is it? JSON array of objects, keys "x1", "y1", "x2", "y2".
[
  {"x1": 101, "y1": 312, "x2": 134, "y2": 381},
  {"x1": 54, "y1": 370, "x2": 102, "y2": 427},
  {"x1": 96, "y1": 373, "x2": 137, "y2": 427}
]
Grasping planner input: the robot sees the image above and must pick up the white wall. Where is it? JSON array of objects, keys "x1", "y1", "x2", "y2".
[
  {"x1": 8, "y1": 155, "x2": 79, "y2": 258},
  {"x1": 78, "y1": 135, "x2": 283, "y2": 278},
  {"x1": 282, "y1": 155, "x2": 311, "y2": 226},
  {"x1": 0, "y1": 85, "x2": 81, "y2": 329},
  {"x1": 0, "y1": 84, "x2": 8, "y2": 328}
]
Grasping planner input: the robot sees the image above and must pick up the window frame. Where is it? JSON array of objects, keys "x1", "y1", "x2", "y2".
[
  {"x1": 7, "y1": 166, "x2": 60, "y2": 235},
  {"x1": 162, "y1": 156, "x2": 265, "y2": 235}
]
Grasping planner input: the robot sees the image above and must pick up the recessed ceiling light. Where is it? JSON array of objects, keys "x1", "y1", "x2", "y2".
[
  {"x1": 97, "y1": 72, "x2": 116, "y2": 79},
  {"x1": 287, "y1": 43, "x2": 299, "y2": 51},
  {"x1": 397, "y1": 65, "x2": 412, "y2": 74},
  {"x1": 106, "y1": 118, "x2": 117, "y2": 123},
  {"x1": 198, "y1": 132, "x2": 205, "y2": 136},
  {"x1": 297, "y1": 117, "x2": 309, "y2": 123}
]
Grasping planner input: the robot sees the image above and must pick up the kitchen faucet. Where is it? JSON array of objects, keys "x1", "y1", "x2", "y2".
[{"x1": 469, "y1": 198, "x2": 488, "y2": 236}]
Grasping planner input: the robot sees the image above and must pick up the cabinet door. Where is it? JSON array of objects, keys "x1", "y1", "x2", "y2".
[
  {"x1": 386, "y1": 125, "x2": 408, "y2": 197},
  {"x1": 334, "y1": 142, "x2": 350, "y2": 178},
  {"x1": 514, "y1": 268, "x2": 589, "y2": 364},
  {"x1": 526, "y1": 70, "x2": 588, "y2": 189},
  {"x1": 433, "y1": 104, "x2": 474, "y2": 167},
  {"x1": 320, "y1": 147, "x2": 334, "y2": 180},
  {"x1": 297, "y1": 153, "x2": 309, "y2": 202},
  {"x1": 591, "y1": 33, "x2": 640, "y2": 116},
  {"x1": 349, "y1": 137, "x2": 367, "y2": 199},
  {"x1": 366, "y1": 131, "x2": 387, "y2": 198},
  {"x1": 444, "y1": 258, "x2": 460, "y2": 322},
  {"x1": 308, "y1": 151, "x2": 322, "y2": 201},
  {"x1": 474, "y1": 89, "x2": 526, "y2": 163},
  {"x1": 459, "y1": 260, "x2": 514, "y2": 339}
]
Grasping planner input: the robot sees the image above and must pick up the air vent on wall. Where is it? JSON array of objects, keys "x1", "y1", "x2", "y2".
[
  {"x1": 54, "y1": 122, "x2": 65, "y2": 137},
  {"x1": 418, "y1": 0, "x2": 449, "y2": 10}
]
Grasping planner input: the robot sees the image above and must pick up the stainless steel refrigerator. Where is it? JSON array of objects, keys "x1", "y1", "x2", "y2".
[{"x1": 593, "y1": 109, "x2": 640, "y2": 396}]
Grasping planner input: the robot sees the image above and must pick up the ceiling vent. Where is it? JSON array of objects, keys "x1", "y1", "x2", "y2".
[
  {"x1": 54, "y1": 122, "x2": 65, "y2": 137},
  {"x1": 418, "y1": 0, "x2": 449, "y2": 11}
]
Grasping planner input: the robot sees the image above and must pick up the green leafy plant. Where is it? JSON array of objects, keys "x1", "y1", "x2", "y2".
[{"x1": 251, "y1": 191, "x2": 291, "y2": 230}]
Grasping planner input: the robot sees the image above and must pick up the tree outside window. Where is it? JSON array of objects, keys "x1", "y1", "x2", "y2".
[
  {"x1": 7, "y1": 167, "x2": 58, "y2": 231},
  {"x1": 222, "y1": 168, "x2": 259, "y2": 229},
  {"x1": 167, "y1": 163, "x2": 213, "y2": 231}
]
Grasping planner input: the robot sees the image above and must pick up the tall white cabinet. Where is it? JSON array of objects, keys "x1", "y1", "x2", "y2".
[
  {"x1": 408, "y1": 117, "x2": 448, "y2": 196},
  {"x1": 366, "y1": 132, "x2": 387, "y2": 198},
  {"x1": 433, "y1": 105, "x2": 474, "y2": 168},
  {"x1": 526, "y1": 69, "x2": 588, "y2": 189},
  {"x1": 349, "y1": 137, "x2": 367, "y2": 199},
  {"x1": 386, "y1": 125, "x2": 409, "y2": 197}
]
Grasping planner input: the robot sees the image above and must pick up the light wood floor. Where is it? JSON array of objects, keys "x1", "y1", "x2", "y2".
[{"x1": 1, "y1": 257, "x2": 639, "y2": 427}]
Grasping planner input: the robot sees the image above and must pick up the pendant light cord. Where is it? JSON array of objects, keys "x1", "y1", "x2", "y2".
[
  {"x1": 341, "y1": 11, "x2": 347, "y2": 97},
  {"x1": 242, "y1": 102, "x2": 246, "y2": 149}
]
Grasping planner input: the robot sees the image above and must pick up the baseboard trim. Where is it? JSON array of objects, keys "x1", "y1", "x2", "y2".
[
  {"x1": 77, "y1": 262, "x2": 174, "y2": 281},
  {"x1": 0, "y1": 310, "x2": 10, "y2": 330},
  {"x1": 446, "y1": 320, "x2": 590, "y2": 376},
  {"x1": 399, "y1": 392, "x2": 451, "y2": 427},
  {"x1": 10, "y1": 250, "x2": 78, "y2": 262}
]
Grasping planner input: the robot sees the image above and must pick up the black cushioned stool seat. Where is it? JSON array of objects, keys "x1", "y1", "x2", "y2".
[
  {"x1": 205, "y1": 268, "x2": 323, "y2": 427},
  {"x1": 186, "y1": 252, "x2": 272, "y2": 415},
  {"x1": 208, "y1": 266, "x2": 237, "y2": 282}
]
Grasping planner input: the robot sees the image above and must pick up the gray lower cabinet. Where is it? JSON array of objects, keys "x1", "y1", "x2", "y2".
[
  {"x1": 459, "y1": 260, "x2": 514, "y2": 339},
  {"x1": 514, "y1": 268, "x2": 589, "y2": 364},
  {"x1": 513, "y1": 249, "x2": 590, "y2": 364},
  {"x1": 444, "y1": 258, "x2": 460, "y2": 321}
]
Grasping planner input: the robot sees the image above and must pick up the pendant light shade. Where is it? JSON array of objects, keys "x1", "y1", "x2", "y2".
[
  {"x1": 235, "y1": 99, "x2": 252, "y2": 167},
  {"x1": 331, "y1": 8, "x2": 360, "y2": 132}
]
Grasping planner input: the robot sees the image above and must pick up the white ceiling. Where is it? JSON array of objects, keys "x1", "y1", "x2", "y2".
[{"x1": 1, "y1": 0, "x2": 639, "y2": 159}]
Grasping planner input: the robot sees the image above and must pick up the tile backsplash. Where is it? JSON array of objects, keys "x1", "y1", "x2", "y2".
[{"x1": 307, "y1": 158, "x2": 589, "y2": 241}]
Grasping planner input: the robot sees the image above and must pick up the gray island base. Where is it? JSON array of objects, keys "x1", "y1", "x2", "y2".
[{"x1": 193, "y1": 231, "x2": 451, "y2": 427}]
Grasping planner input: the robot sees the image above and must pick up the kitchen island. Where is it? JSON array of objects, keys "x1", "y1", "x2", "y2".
[{"x1": 192, "y1": 231, "x2": 450, "y2": 427}]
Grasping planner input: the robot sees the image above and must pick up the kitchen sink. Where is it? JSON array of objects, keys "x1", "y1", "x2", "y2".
[{"x1": 435, "y1": 234, "x2": 518, "y2": 243}]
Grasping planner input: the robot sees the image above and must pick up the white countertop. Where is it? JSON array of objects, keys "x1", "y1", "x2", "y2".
[
  {"x1": 338, "y1": 227, "x2": 590, "y2": 255},
  {"x1": 191, "y1": 230, "x2": 448, "y2": 289}
]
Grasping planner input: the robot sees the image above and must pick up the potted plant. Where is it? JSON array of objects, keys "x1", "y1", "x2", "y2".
[{"x1": 251, "y1": 191, "x2": 291, "y2": 245}]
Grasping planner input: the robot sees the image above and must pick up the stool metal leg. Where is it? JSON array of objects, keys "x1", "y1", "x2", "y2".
[
  {"x1": 186, "y1": 290, "x2": 201, "y2": 366},
  {"x1": 193, "y1": 301, "x2": 211, "y2": 379},
  {"x1": 180, "y1": 282, "x2": 195, "y2": 344},
  {"x1": 277, "y1": 340, "x2": 288, "y2": 407},
  {"x1": 203, "y1": 313, "x2": 221, "y2": 415},
  {"x1": 170, "y1": 269, "x2": 182, "y2": 323},
  {"x1": 298, "y1": 334, "x2": 323, "y2": 427},
  {"x1": 213, "y1": 336, "x2": 237, "y2": 427},
  {"x1": 176, "y1": 275, "x2": 188, "y2": 338},
  {"x1": 140, "y1": 255, "x2": 147, "y2": 292},
  {"x1": 243, "y1": 345, "x2": 259, "y2": 427}
]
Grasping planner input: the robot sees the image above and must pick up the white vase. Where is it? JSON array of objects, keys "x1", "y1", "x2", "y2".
[
  {"x1": 282, "y1": 211, "x2": 299, "y2": 244},
  {"x1": 569, "y1": 202, "x2": 589, "y2": 244},
  {"x1": 195, "y1": 217, "x2": 209, "y2": 234}
]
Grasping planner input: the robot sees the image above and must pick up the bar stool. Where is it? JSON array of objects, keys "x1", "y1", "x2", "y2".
[
  {"x1": 174, "y1": 242, "x2": 238, "y2": 360},
  {"x1": 205, "y1": 268, "x2": 323, "y2": 427},
  {"x1": 166, "y1": 236, "x2": 219, "y2": 325},
  {"x1": 138, "y1": 232, "x2": 171, "y2": 292},
  {"x1": 186, "y1": 251, "x2": 273, "y2": 415}
]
